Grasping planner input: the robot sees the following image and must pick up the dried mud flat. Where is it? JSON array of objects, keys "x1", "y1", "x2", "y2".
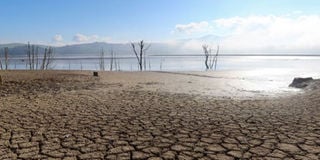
[{"x1": 0, "y1": 71, "x2": 319, "y2": 160}]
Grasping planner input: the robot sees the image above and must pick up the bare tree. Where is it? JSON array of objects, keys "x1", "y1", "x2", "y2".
[
  {"x1": 26, "y1": 43, "x2": 40, "y2": 70},
  {"x1": 26, "y1": 43, "x2": 54, "y2": 70},
  {"x1": 0, "y1": 49, "x2": 3, "y2": 70},
  {"x1": 31, "y1": 45, "x2": 35, "y2": 70},
  {"x1": 0, "y1": 56, "x2": 3, "y2": 70},
  {"x1": 108, "y1": 49, "x2": 119, "y2": 71},
  {"x1": 202, "y1": 45, "x2": 211, "y2": 70},
  {"x1": 0, "y1": 47, "x2": 10, "y2": 70},
  {"x1": 27, "y1": 42, "x2": 32, "y2": 70},
  {"x1": 4, "y1": 47, "x2": 9, "y2": 70},
  {"x1": 46, "y1": 47, "x2": 54, "y2": 69},
  {"x1": 35, "y1": 46, "x2": 39, "y2": 70},
  {"x1": 40, "y1": 46, "x2": 54, "y2": 70},
  {"x1": 202, "y1": 44, "x2": 220, "y2": 70},
  {"x1": 114, "y1": 56, "x2": 118, "y2": 71},
  {"x1": 40, "y1": 47, "x2": 48, "y2": 70},
  {"x1": 0, "y1": 47, "x2": 9, "y2": 70},
  {"x1": 110, "y1": 49, "x2": 114, "y2": 71},
  {"x1": 99, "y1": 48, "x2": 105, "y2": 71},
  {"x1": 117, "y1": 59, "x2": 121, "y2": 71},
  {"x1": 214, "y1": 45, "x2": 219, "y2": 70},
  {"x1": 130, "y1": 40, "x2": 150, "y2": 71}
]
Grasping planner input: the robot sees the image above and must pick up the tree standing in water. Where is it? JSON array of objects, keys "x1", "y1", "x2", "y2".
[{"x1": 130, "y1": 40, "x2": 150, "y2": 71}]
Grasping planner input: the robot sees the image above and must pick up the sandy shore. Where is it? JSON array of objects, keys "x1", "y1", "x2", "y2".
[{"x1": 0, "y1": 70, "x2": 319, "y2": 160}]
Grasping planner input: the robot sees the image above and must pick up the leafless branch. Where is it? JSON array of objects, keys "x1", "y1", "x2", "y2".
[{"x1": 130, "y1": 40, "x2": 150, "y2": 71}]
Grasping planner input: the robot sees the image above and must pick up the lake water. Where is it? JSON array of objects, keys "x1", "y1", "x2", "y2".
[
  {"x1": 6, "y1": 55, "x2": 320, "y2": 81},
  {"x1": 4, "y1": 55, "x2": 320, "y2": 96},
  {"x1": 6, "y1": 55, "x2": 320, "y2": 72}
]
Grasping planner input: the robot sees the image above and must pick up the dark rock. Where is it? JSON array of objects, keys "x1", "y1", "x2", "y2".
[
  {"x1": 93, "y1": 72, "x2": 99, "y2": 77},
  {"x1": 289, "y1": 77, "x2": 313, "y2": 88}
]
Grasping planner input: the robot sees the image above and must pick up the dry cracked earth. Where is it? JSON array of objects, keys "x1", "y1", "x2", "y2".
[{"x1": 0, "y1": 72, "x2": 320, "y2": 160}]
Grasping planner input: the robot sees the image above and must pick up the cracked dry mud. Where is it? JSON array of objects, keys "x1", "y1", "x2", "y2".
[{"x1": 0, "y1": 71, "x2": 320, "y2": 160}]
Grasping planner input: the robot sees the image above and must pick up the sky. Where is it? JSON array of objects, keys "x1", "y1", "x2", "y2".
[{"x1": 1, "y1": 0, "x2": 320, "y2": 52}]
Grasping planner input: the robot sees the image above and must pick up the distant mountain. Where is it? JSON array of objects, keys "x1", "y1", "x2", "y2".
[
  {"x1": 0, "y1": 43, "x2": 25, "y2": 48},
  {"x1": 0, "y1": 34, "x2": 225, "y2": 57},
  {"x1": 55, "y1": 42, "x2": 128, "y2": 56},
  {"x1": 0, "y1": 43, "x2": 49, "y2": 57},
  {"x1": 2, "y1": 34, "x2": 320, "y2": 56},
  {"x1": 55, "y1": 42, "x2": 194, "y2": 57},
  {"x1": 0, "y1": 44, "x2": 27, "y2": 56},
  {"x1": 0, "y1": 42, "x2": 202, "y2": 58}
]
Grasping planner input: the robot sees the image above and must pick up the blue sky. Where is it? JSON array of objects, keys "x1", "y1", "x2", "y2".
[{"x1": 1, "y1": 0, "x2": 320, "y2": 51}]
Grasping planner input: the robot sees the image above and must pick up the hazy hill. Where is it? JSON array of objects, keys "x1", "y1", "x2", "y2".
[
  {"x1": 1, "y1": 37, "x2": 318, "y2": 57},
  {"x1": 0, "y1": 42, "x2": 200, "y2": 58}
]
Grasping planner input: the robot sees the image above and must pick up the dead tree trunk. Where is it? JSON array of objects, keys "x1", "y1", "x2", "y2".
[
  {"x1": 4, "y1": 47, "x2": 9, "y2": 70},
  {"x1": 202, "y1": 45, "x2": 210, "y2": 70},
  {"x1": 202, "y1": 44, "x2": 220, "y2": 71},
  {"x1": 0, "y1": 53, "x2": 3, "y2": 70},
  {"x1": 41, "y1": 48, "x2": 48, "y2": 70},
  {"x1": 41, "y1": 47, "x2": 54, "y2": 70},
  {"x1": 31, "y1": 45, "x2": 35, "y2": 70},
  {"x1": 130, "y1": 40, "x2": 150, "y2": 71},
  {"x1": 214, "y1": 45, "x2": 219, "y2": 70},
  {"x1": 27, "y1": 43, "x2": 32, "y2": 70},
  {"x1": 26, "y1": 43, "x2": 54, "y2": 70},
  {"x1": 45, "y1": 47, "x2": 54, "y2": 70},
  {"x1": 35, "y1": 47, "x2": 39, "y2": 70},
  {"x1": 110, "y1": 50, "x2": 114, "y2": 71},
  {"x1": 117, "y1": 59, "x2": 121, "y2": 71},
  {"x1": 99, "y1": 48, "x2": 105, "y2": 71},
  {"x1": 144, "y1": 53, "x2": 147, "y2": 70}
]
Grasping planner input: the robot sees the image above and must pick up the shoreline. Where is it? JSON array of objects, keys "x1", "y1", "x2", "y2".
[
  {"x1": 0, "y1": 70, "x2": 319, "y2": 159},
  {"x1": 0, "y1": 70, "x2": 302, "y2": 99}
]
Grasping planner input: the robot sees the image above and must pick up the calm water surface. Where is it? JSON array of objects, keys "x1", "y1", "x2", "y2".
[
  {"x1": 7, "y1": 55, "x2": 320, "y2": 72},
  {"x1": 5, "y1": 55, "x2": 320, "y2": 97}
]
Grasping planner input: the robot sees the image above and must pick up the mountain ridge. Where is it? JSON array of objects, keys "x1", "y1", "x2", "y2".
[{"x1": 0, "y1": 42, "x2": 200, "y2": 57}]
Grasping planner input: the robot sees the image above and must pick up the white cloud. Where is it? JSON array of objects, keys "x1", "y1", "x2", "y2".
[
  {"x1": 174, "y1": 21, "x2": 210, "y2": 34},
  {"x1": 73, "y1": 33, "x2": 96, "y2": 42},
  {"x1": 73, "y1": 33, "x2": 111, "y2": 43},
  {"x1": 174, "y1": 15, "x2": 320, "y2": 52},
  {"x1": 53, "y1": 34, "x2": 63, "y2": 42}
]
